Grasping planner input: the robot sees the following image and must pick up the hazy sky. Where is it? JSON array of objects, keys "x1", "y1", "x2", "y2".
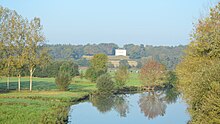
[{"x1": 0, "y1": 0, "x2": 217, "y2": 46}]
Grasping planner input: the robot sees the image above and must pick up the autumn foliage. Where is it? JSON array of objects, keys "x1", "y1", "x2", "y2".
[{"x1": 140, "y1": 59, "x2": 166, "y2": 87}]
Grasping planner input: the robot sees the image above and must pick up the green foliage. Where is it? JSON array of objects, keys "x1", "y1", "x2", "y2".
[
  {"x1": 33, "y1": 60, "x2": 79, "y2": 78},
  {"x1": 90, "y1": 53, "x2": 108, "y2": 71},
  {"x1": 59, "y1": 61, "x2": 79, "y2": 77},
  {"x1": 85, "y1": 54, "x2": 108, "y2": 82},
  {"x1": 76, "y1": 58, "x2": 89, "y2": 67},
  {"x1": 96, "y1": 73, "x2": 114, "y2": 93},
  {"x1": 44, "y1": 43, "x2": 185, "y2": 70},
  {"x1": 119, "y1": 60, "x2": 130, "y2": 68},
  {"x1": 176, "y1": 3, "x2": 220, "y2": 124},
  {"x1": 55, "y1": 70, "x2": 72, "y2": 91},
  {"x1": 115, "y1": 66, "x2": 129, "y2": 89},
  {"x1": 165, "y1": 71, "x2": 177, "y2": 86},
  {"x1": 54, "y1": 61, "x2": 79, "y2": 91},
  {"x1": 0, "y1": 6, "x2": 50, "y2": 91},
  {"x1": 80, "y1": 70, "x2": 84, "y2": 79}
]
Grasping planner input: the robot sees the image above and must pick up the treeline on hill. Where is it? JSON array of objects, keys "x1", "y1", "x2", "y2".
[{"x1": 46, "y1": 43, "x2": 186, "y2": 70}]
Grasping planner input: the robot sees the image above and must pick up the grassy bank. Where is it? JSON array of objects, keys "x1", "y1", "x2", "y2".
[{"x1": 0, "y1": 72, "x2": 141, "y2": 123}]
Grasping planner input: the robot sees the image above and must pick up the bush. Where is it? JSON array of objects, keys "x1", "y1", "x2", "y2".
[
  {"x1": 96, "y1": 73, "x2": 114, "y2": 93},
  {"x1": 85, "y1": 68, "x2": 106, "y2": 82},
  {"x1": 115, "y1": 66, "x2": 129, "y2": 89},
  {"x1": 85, "y1": 54, "x2": 108, "y2": 82},
  {"x1": 55, "y1": 71, "x2": 72, "y2": 91}
]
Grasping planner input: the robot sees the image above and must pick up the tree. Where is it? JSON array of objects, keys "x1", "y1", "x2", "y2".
[
  {"x1": 12, "y1": 12, "x2": 27, "y2": 91},
  {"x1": 24, "y1": 17, "x2": 50, "y2": 91},
  {"x1": 85, "y1": 54, "x2": 108, "y2": 82},
  {"x1": 55, "y1": 65, "x2": 72, "y2": 91},
  {"x1": 176, "y1": 2, "x2": 220, "y2": 124},
  {"x1": 140, "y1": 59, "x2": 166, "y2": 88},
  {"x1": 119, "y1": 60, "x2": 130, "y2": 68},
  {"x1": 59, "y1": 61, "x2": 79, "y2": 77},
  {"x1": 96, "y1": 73, "x2": 114, "y2": 93},
  {"x1": 0, "y1": 6, "x2": 19, "y2": 90},
  {"x1": 115, "y1": 66, "x2": 129, "y2": 89}
]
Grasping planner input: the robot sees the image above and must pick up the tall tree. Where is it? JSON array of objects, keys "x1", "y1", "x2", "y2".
[
  {"x1": 11, "y1": 12, "x2": 26, "y2": 91},
  {"x1": 24, "y1": 17, "x2": 49, "y2": 91},
  {"x1": 85, "y1": 54, "x2": 108, "y2": 82},
  {"x1": 115, "y1": 66, "x2": 129, "y2": 89},
  {"x1": 140, "y1": 59, "x2": 166, "y2": 88},
  {"x1": 176, "y1": 2, "x2": 220, "y2": 124},
  {"x1": 0, "y1": 6, "x2": 18, "y2": 90}
]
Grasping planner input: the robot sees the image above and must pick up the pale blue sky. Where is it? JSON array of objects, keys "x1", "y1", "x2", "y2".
[{"x1": 0, "y1": 0, "x2": 217, "y2": 46}]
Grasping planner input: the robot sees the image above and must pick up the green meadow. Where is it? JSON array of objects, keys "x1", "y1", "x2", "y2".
[{"x1": 0, "y1": 72, "x2": 142, "y2": 124}]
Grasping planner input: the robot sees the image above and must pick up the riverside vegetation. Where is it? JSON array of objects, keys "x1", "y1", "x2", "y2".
[
  {"x1": 0, "y1": 72, "x2": 148, "y2": 124},
  {"x1": 1, "y1": 2, "x2": 220, "y2": 124}
]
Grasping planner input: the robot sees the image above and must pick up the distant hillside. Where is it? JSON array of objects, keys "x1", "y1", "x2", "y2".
[{"x1": 46, "y1": 43, "x2": 186, "y2": 70}]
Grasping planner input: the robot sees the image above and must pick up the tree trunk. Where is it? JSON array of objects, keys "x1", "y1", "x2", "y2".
[
  {"x1": 6, "y1": 62, "x2": 10, "y2": 90},
  {"x1": 18, "y1": 74, "x2": 21, "y2": 91},
  {"x1": 30, "y1": 68, "x2": 33, "y2": 91},
  {"x1": 7, "y1": 76, "x2": 10, "y2": 90}
]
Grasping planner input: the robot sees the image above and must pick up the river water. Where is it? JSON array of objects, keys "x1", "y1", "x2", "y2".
[{"x1": 68, "y1": 89, "x2": 190, "y2": 124}]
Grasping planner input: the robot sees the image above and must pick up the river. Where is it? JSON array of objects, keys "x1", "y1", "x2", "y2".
[{"x1": 68, "y1": 89, "x2": 190, "y2": 124}]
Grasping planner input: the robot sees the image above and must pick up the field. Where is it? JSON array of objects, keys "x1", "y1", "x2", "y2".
[{"x1": 0, "y1": 72, "x2": 142, "y2": 124}]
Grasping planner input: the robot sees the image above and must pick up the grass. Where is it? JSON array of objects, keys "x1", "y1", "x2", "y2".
[
  {"x1": 0, "y1": 91, "x2": 88, "y2": 124},
  {"x1": 0, "y1": 72, "x2": 141, "y2": 124}
]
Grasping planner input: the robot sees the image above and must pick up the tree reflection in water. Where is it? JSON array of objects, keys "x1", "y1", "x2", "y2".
[
  {"x1": 90, "y1": 93, "x2": 129, "y2": 117},
  {"x1": 90, "y1": 93, "x2": 115, "y2": 113},
  {"x1": 163, "y1": 87, "x2": 180, "y2": 104},
  {"x1": 90, "y1": 87, "x2": 179, "y2": 119},
  {"x1": 113, "y1": 95, "x2": 129, "y2": 117},
  {"x1": 139, "y1": 87, "x2": 180, "y2": 119},
  {"x1": 139, "y1": 91, "x2": 166, "y2": 119}
]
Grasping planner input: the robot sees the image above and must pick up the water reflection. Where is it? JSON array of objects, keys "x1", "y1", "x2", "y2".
[
  {"x1": 90, "y1": 87, "x2": 180, "y2": 119},
  {"x1": 113, "y1": 95, "x2": 129, "y2": 117},
  {"x1": 139, "y1": 91, "x2": 166, "y2": 119},
  {"x1": 90, "y1": 93, "x2": 129, "y2": 117},
  {"x1": 69, "y1": 87, "x2": 189, "y2": 124},
  {"x1": 90, "y1": 93, "x2": 115, "y2": 113},
  {"x1": 139, "y1": 87, "x2": 180, "y2": 119},
  {"x1": 164, "y1": 87, "x2": 180, "y2": 104}
]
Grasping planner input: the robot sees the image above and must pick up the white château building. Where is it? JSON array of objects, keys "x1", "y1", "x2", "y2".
[
  {"x1": 83, "y1": 49, "x2": 137, "y2": 67},
  {"x1": 115, "y1": 49, "x2": 126, "y2": 56}
]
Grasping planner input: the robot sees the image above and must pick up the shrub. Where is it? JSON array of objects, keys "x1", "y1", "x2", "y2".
[
  {"x1": 85, "y1": 54, "x2": 108, "y2": 82},
  {"x1": 96, "y1": 73, "x2": 114, "y2": 93},
  {"x1": 140, "y1": 59, "x2": 166, "y2": 87},
  {"x1": 115, "y1": 66, "x2": 129, "y2": 89},
  {"x1": 55, "y1": 71, "x2": 72, "y2": 91}
]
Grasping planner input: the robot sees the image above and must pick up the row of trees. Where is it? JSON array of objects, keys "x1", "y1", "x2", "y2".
[
  {"x1": 85, "y1": 53, "x2": 173, "y2": 93},
  {"x1": 46, "y1": 43, "x2": 185, "y2": 70},
  {"x1": 176, "y1": 2, "x2": 220, "y2": 124},
  {"x1": 0, "y1": 6, "x2": 49, "y2": 91}
]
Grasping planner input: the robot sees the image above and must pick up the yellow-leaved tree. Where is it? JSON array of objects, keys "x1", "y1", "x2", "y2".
[{"x1": 176, "y1": 2, "x2": 220, "y2": 124}]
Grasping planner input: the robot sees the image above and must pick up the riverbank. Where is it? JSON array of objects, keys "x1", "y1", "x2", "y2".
[{"x1": 0, "y1": 73, "x2": 143, "y2": 123}]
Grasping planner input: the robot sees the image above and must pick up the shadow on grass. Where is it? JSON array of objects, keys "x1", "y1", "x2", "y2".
[
  {"x1": 0, "y1": 81, "x2": 57, "y2": 92},
  {"x1": 0, "y1": 80, "x2": 95, "y2": 93}
]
